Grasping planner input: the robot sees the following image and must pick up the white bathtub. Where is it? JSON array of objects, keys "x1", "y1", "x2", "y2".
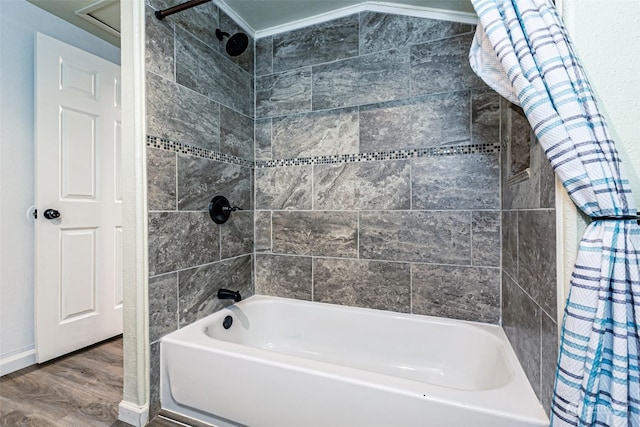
[{"x1": 160, "y1": 295, "x2": 549, "y2": 427}]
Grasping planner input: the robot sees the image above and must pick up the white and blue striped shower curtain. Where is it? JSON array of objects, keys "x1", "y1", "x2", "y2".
[{"x1": 468, "y1": 0, "x2": 640, "y2": 426}]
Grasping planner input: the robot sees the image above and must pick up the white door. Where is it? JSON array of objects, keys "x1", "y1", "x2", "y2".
[{"x1": 35, "y1": 33, "x2": 122, "y2": 363}]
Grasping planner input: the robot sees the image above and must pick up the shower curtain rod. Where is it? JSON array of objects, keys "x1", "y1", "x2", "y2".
[{"x1": 155, "y1": 0, "x2": 212, "y2": 20}]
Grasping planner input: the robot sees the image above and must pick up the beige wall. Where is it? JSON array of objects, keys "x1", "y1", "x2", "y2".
[{"x1": 557, "y1": 0, "x2": 640, "y2": 312}]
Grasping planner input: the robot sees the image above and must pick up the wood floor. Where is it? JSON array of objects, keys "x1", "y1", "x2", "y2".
[{"x1": 0, "y1": 337, "x2": 179, "y2": 427}]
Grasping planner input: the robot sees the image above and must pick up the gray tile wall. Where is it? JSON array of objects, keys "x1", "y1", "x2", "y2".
[
  {"x1": 145, "y1": 1, "x2": 255, "y2": 417},
  {"x1": 144, "y1": 6, "x2": 558, "y2": 419},
  {"x1": 254, "y1": 12, "x2": 501, "y2": 324},
  {"x1": 500, "y1": 98, "x2": 558, "y2": 416}
]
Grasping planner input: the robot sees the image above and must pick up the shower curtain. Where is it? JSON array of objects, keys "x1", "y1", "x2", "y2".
[{"x1": 467, "y1": 1, "x2": 640, "y2": 426}]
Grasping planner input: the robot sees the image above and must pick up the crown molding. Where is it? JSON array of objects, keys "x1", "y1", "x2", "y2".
[
  {"x1": 252, "y1": 1, "x2": 477, "y2": 39},
  {"x1": 215, "y1": 0, "x2": 259, "y2": 37}
]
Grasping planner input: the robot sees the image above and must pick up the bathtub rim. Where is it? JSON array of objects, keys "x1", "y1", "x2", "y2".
[{"x1": 161, "y1": 295, "x2": 549, "y2": 425}]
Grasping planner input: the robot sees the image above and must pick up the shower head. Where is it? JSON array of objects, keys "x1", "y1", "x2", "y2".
[{"x1": 215, "y1": 29, "x2": 249, "y2": 57}]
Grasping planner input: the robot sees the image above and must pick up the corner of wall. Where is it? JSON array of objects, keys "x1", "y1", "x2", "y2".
[
  {"x1": 121, "y1": 0, "x2": 150, "y2": 412},
  {"x1": 118, "y1": 401, "x2": 149, "y2": 427}
]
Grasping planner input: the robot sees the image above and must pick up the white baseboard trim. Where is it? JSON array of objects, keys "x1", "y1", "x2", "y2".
[
  {"x1": 0, "y1": 348, "x2": 36, "y2": 376},
  {"x1": 118, "y1": 400, "x2": 149, "y2": 427}
]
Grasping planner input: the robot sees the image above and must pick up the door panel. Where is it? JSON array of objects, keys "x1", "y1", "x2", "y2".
[
  {"x1": 60, "y1": 59, "x2": 99, "y2": 99},
  {"x1": 60, "y1": 107, "x2": 97, "y2": 199},
  {"x1": 35, "y1": 33, "x2": 122, "y2": 363},
  {"x1": 60, "y1": 228, "x2": 97, "y2": 321},
  {"x1": 114, "y1": 226, "x2": 123, "y2": 308}
]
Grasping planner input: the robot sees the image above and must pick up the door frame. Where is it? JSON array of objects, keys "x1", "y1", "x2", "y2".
[{"x1": 118, "y1": 1, "x2": 149, "y2": 425}]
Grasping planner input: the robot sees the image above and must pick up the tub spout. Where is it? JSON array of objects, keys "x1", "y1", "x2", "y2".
[{"x1": 217, "y1": 288, "x2": 241, "y2": 302}]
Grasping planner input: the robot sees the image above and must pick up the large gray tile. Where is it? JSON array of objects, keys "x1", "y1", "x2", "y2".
[
  {"x1": 178, "y1": 255, "x2": 253, "y2": 326},
  {"x1": 359, "y1": 12, "x2": 473, "y2": 54},
  {"x1": 220, "y1": 106, "x2": 254, "y2": 160},
  {"x1": 314, "y1": 258, "x2": 410, "y2": 312},
  {"x1": 518, "y1": 209, "x2": 557, "y2": 318},
  {"x1": 250, "y1": 168, "x2": 255, "y2": 211},
  {"x1": 502, "y1": 272, "x2": 541, "y2": 397},
  {"x1": 221, "y1": 211, "x2": 253, "y2": 259},
  {"x1": 273, "y1": 15, "x2": 359, "y2": 72},
  {"x1": 500, "y1": 96, "x2": 509, "y2": 143},
  {"x1": 254, "y1": 211, "x2": 271, "y2": 252},
  {"x1": 312, "y1": 48, "x2": 410, "y2": 110},
  {"x1": 271, "y1": 108, "x2": 358, "y2": 158},
  {"x1": 359, "y1": 99, "x2": 414, "y2": 152},
  {"x1": 412, "y1": 264, "x2": 500, "y2": 323},
  {"x1": 255, "y1": 166, "x2": 312, "y2": 210},
  {"x1": 411, "y1": 91, "x2": 471, "y2": 147},
  {"x1": 411, "y1": 33, "x2": 484, "y2": 97},
  {"x1": 149, "y1": 341, "x2": 161, "y2": 419},
  {"x1": 145, "y1": 6, "x2": 174, "y2": 80},
  {"x1": 359, "y1": 91, "x2": 470, "y2": 152},
  {"x1": 175, "y1": 27, "x2": 253, "y2": 116},
  {"x1": 359, "y1": 211, "x2": 471, "y2": 264},
  {"x1": 502, "y1": 151, "x2": 541, "y2": 211},
  {"x1": 255, "y1": 36, "x2": 273, "y2": 76},
  {"x1": 272, "y1": 211, "x2": 358, "y2": 257},
  {"x1": 149, "y1": 272, "x2": 178, "y2": 343},
  {"x1": 471, "y1": 88, "x2": 500, "y2": 145},
  {"x1": 541, "y1": 313, "x2": 559, "y2": 416},
  {"x1": 147, "y1": 148, "x2": 176, "y2": 211},
  {"x1": 412, "y1": 153, "x2": 500, "y2": 210},
  {"x1": 146, "y1": 72, "x2": 220, "y2": 150},
  {"x1": 507, "y1": 105, "x2": 532, "y2": 179},
  {"x1": 502, "y1": 211, "x2": 518, "y2": 278},
  {"x1": 177, "y1": 155, "x2": 251, "y2": 211},
  {"x1": 148, "y1": 0, "x2": 220, "y2": 49},
  {"x1": 472, "y1": 211, "x2": 501, "y2": 267},
  {"x1": 314, "y1": 161, "x2": 410, "y2": 210},
  {"x1": 148, "y1": 211, "x2": 219, "y2": 276},
  {"x1": 500, "y1": 103, "x2": 548, "y2": 212},
  {"x1": 539, "y1": 143, "x2": 556, "y2": 209},
  {"x1": 255, "y1": 68, "x2": 312, "y2": 118},
  {"x1": 219, "y1": 10, "x2": 254, "y2": 74},
  {"x1": 254, "y1": 119, "x2": 272, "y2": 160},
  {"x1": 255, "y1": 254, "x2": 312, "y2": 300}
]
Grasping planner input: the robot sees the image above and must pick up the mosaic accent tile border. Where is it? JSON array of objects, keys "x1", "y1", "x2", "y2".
[
  {"x1": 147, "y1": 135, "x2": 253, "y2": 168},
  {"x1": 147, "y1": 135, "x2": 500, "y2": 169},
  {"x1": 255, "y1": 142, "x2": 501, "y2": 168}
]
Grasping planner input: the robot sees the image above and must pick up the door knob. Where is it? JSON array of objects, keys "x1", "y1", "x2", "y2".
[{"x1": 43, "y1": 209, "x2": 60, "y2": 220}]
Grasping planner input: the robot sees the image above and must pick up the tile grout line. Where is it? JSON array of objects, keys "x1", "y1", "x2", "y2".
[
  {"x1": 409, "y1": 159, "x2": 413, "y2": 210},
  {"x1": 311, "y1": 256, "x2": 315, "y2": 302},
  {"x1": 409, "y1": 263, "x2": 413, "y2": 314},
  {"x1": 469, "y1": 211, "x2": 474, "y2": 267},
  {"x1": 174, "y1": 152, "x2": 179, "y2": 211},
  {"x1": 257, "y1": 30, "x2": 474, "y2": 80},
  {"x1": 539, "y1": 306, "x2": 544, "y2": 395},
  {"x1": 258, "y1": 251, "x2": 500, "y2": 270},
  {"x1": 356, "y1": 212, "x2": 360, "y2": 259},
  {"x1": 259, "y1": 87, "x2": 476, "y2": 123}
]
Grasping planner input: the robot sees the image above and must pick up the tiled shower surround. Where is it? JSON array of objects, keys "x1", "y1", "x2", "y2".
[
  {"x1": 253, "y1": 13, "x2": 502, "y2": 323},
  {"x1": 143, "y1": 5, "x2": 559, "y2": 419},
  {"x1": 500, "y1": 100, "x2": 558, "y2": 415},
  {"x1": 145, "y1": 0, "x2": 255, "y2": 417}
]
